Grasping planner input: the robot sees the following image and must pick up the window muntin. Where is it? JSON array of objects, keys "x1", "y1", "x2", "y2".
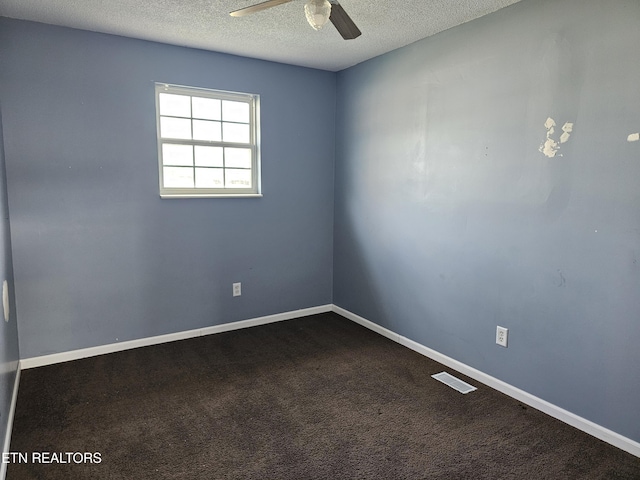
[{"x1": 155, "y1": 83, "x2": 260, "y2": 197}]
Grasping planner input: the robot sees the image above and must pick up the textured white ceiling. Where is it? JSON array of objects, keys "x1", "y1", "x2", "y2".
[{"x1": 0, "y1": 0, "x2": 523, "y2": 71}]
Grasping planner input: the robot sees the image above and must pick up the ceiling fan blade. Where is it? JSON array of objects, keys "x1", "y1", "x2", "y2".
[
  {"x1": 230, "y1": 0, "x2": 295, "y2": 17},
  {"x1": 329, "y1": 2, "x2": 361, "y2": 40}
]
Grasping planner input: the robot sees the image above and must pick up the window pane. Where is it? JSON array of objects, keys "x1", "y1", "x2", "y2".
[
  {"x1": 160, "y1": 117, "x2": 192, "y2": 140},
  {"x1": 225, "y1": 148, "x2": 252, "y2": 168},
  {"x1": 195, "y1": 146, "x2": 223, "y2": 167},
  {"x1": 162, "y1": 144, "x2": 193, "y2": 166},
  {"x1": 163, "y1": 167, "x2": 194, "y2": 188},
  {"x1": 195, "y1": 168, "x2": 224, "y2": 188},
  {"x1": 222, "y1": 123, "x2": 250, "y2": 143},
  {"x1": 159, "y1": 93, "x2": 191, "y2": 118},
  {"x1": 222, "y1": 100, "x2": 249, "y2": 123},
  {"x1": 193, "y1": 120, "x2": 222, "y2": 141},
  {"x1": 192, "y1": 97, "x2": 221, "y2": 120},
  {"x1": 225, "y1": 168, "x2": 252, "y2": 188}
]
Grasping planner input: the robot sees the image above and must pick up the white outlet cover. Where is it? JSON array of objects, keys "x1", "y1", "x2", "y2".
[{"x1": 496, "y1": 326, "x2": 508, "y2": 347}]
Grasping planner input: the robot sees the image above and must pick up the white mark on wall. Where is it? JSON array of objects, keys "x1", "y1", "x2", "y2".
[
  {"x1": 540, "y1": 117, "x2": 558, "y2": 157},
  {"x1": 560, "y1": 122, "x2": 573, "y2": 143},
  {"x1": 628, "y1": 133, "x2": 640, "y2": 142},
  {"x1": 539, "y1": 117, "x2": 574, "y2": 158},
  {"x1": 544, "y1": 117, "x2": 556, "y2": 130},
  {"x1": 2, "y1": 280, "x2": 9, "y2": 322}
]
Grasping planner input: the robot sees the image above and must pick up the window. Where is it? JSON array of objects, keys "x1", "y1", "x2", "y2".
[{"x1": 155, "y1": 83, "x2": 260, "y2": 198}]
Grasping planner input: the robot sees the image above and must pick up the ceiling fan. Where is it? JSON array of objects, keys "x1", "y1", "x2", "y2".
[{"x1": 230, "y1": 0, "x2": 362, "y2": 40}]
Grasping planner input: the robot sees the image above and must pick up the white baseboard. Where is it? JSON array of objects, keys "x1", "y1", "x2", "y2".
[
  {"x1": 1, "y1": 365, "x2": 21, "y2": 480},
  {"x1": 332, "y1": 305, "x2": 640, "y2": 459},
  {"x1": 20, "y1": 305, "x2": 332, "y2": 370}
]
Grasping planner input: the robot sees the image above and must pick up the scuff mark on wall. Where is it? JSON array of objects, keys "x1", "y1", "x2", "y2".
[
  {"x1": 628, "y1": 133, "x2": 640, "y2": 142},
  {"x1": 539, "y1": 117, "x2": 574, "y2": 158}
]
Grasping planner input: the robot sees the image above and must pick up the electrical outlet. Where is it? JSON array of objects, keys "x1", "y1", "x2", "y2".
[
  {"x1": 496, "y1": 326, "x2": 508, "y2": 347},
  {"x1": 233, "y1": 282, "x2": 241, "y2": 297}
]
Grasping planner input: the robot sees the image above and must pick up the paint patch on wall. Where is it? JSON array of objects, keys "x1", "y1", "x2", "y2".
[
  {"x1": 628, "y1": 133, "x2": 640, "y2": 142},
  {"x1": 539, "y1": 117, "x2": 574, "y2": 158},
  {"x1": 560, "y1": 122, "x2": 573, "y2": 143}
]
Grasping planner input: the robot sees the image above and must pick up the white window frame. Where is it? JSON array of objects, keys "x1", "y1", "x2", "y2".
[{"x1": 155, "y1": 83, "x2": 261, "y2": 198}]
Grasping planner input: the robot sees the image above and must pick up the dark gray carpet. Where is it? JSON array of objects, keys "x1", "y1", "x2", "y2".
[{"x1": 8, "y1": 312, "x2": 640, "y2": 479}]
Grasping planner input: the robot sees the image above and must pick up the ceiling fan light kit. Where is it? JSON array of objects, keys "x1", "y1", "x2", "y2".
[
  {"x1": 230, "y1": 0, "x2": 361, "y2": 40},
  {"x1": 304, "y1": 0, "x2": 332, "y2": 31}
]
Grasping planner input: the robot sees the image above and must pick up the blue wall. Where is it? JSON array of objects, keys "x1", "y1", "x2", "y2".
[
  {"x1": 0, "y1": 19, "x2": 335, "y2": 358},
  {"x1": 334, "y1": 0, "x2": 640, "y2": 442},
  {"x1": 0, "y1": 103, "x2": 20, "y2": 457}
]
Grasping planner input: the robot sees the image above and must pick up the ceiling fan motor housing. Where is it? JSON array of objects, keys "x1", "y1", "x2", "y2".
[{"x1": 304, "y1": 0, "x2": 332, "y2": 31}]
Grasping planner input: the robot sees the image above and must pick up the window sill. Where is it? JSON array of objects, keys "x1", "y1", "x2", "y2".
[{"x1": 160, "y1": 193, "x2": 263, "y2": 199}]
